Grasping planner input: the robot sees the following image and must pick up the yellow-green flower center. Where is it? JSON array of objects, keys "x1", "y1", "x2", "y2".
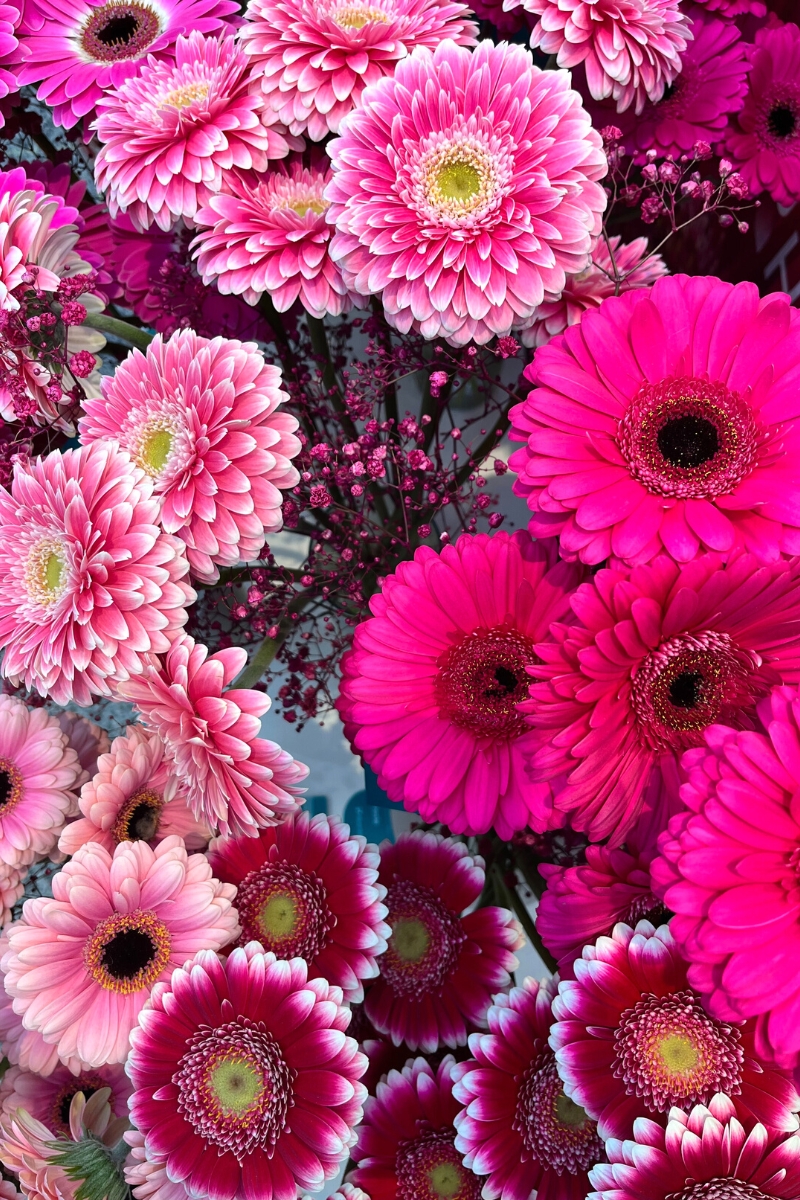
[
  {"x1": 162, "y1": 81, "x2": 210, "y2": 110},
  {"x1": 390, "y1": 916, "x2": 430, "y2": 963},
  {"x1": 658, "y1": 1032, "x2": 699, "y2": 1075},
  {"x1": 435, "y1": 161, "x2": 480, "y2": 203},
  {"x1": 332, "y1": 3, "x2": 389, "y2": 26},
  {"x1": 25, "y1": 538, "x2": 68, "y2": 607},
  {"x1": 258, "y1": 892, "x2": 299, "y2": 941},
  {"x1": 209, "y1": 1054, "x2": 266, "y2": 1115},
  {"x1": 429, "y1": 1162, "x2": 464, "y2": 1199},
  {"x1": 555, "y1": 1090, "x2": 590, "y2": 1129}
]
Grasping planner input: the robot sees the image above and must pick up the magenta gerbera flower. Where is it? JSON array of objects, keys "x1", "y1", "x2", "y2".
[
  {"x1": 0, "y1": 442, "x2": 195, "y2": 706},
  {"x1": 238, "y1": 0, "x2": 477, "y2": 142},
  {"x1": 79, "y1": 329, "x2": 300, "y2": 583},
  {"x1": 325, "y1": 39, "x2": 607, "y2": 347},
  {"x1": 0, "y1": 1062, "x2": 131, "y2": 1138},
  {"x1": 691, "y1": 0, "x2": 763, "y2": 12},
  {"x1": 127, "y1": 943, "x2": 367, "y2": 1200},
  {"x1": 0, "y1": 2, "x2": 20, "y2": 124},
  {"x1": 363, "y1": 831, "x2": 521, "y2": 1053},
  {"x1": 510, "y1": 275, "x2": 800, "y2": 566},
  {"x1": 117, "y1": 633, "x2": 308, "y2": 839},
  {"x1": 16, "y1": 0, "x2": 238, "y2": 129},
  {"x1": 1, "y1": 836, "x2": 239, "y2": 1067},
  {"x1": 550, "y1": 920, "x2": 799, "y2": 1141},
  {"x1": 337, "y1": 532, "x2": 584, "y2": 838},
  {"x1": 453, "y1": 977, "x2": 604, "y2": 1200},
  {"x1": 588, "y1": 1094, "x2": 800, "y2": 1200},
  {"x1": 523, "y1": 551, "x2": 800, "y2": 844}
]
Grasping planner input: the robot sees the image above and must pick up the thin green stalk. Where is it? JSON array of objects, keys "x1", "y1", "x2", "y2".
[
  {"x1": 491, "y1": 863, "x2": 558, "y2": 975},
  {"x1": 81, "y1": 313, "x2": 154, "y2": 351},
  {"x1": 233, "y1": 628, "x2": 287, "y2": 690}
]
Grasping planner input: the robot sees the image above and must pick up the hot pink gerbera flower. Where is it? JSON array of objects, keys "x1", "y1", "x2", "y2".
[
  {"x1": 692, "y1": 0, "x2": 764, "y2": 11},
  {"x1": 117, "y1": 634, "x2": 308, "y2": 839},
  {"x1": 53, "y1": 713, "x2": 110, "y2": 791},
  {"x1": 325, "y1": 39, "x2": 607, "y2": 347},
  {"x1": 1, "y1": 836, "x2": 239, "y2": 1067},
  {"x1": 16, "y1": 0, "x2": 238, "y2": 129},
  {"x1": 0, "y1": 2, "x2": 20, "y2": 121},
  {"x1": 587, "y1": 1094, "x2": 800, "y2": 1200},
  {"x1": 58, "y1": 725, "x2": 209, "y2": 858},
  {"x1": 79, "y1": 329, "x2": 301, "y2": 584},
  {"x1": 337, "y1": 532, "x2": 584, "y2": 838},
  {"x1": 192, "y1": 162, "x2": 362, "y2": 316},
  {"x1": 364, "y1": 832, "x2": 521, "y2": 1054},
  {"x1": 550, "y1": 920, "x2": 799, "y2": 1142},
  {"x1": 209, "y1": 812, "x2": 389, "y2": 1003},
  {"x1": 510, "y1": 275, "x2": 800, "y2": 566},
  {"x1": 453, "y1": 977, "x2": 604, "y2": 1200},
  {"x1": 523, "y1": 551, "x2": 800, "y2": 845},
  {"x1": 239, "y1": 0, "x2": 477, "y2": 141},
  {"x1": 652, "y1": 684, "x2": 800, "y2": 1070},
  {"x1": 0, "y1": 442, "x2": 195, "y2": 706},
  {"x1": 128, "y1": 943, "x2": 367, "y2": 1200},
  {"x1": 352, "y1": 1056, "x2": 481, "y2": 1200},
  {"x1": 0, "y1": 1062, "x2": 131, "y2": 1138}
]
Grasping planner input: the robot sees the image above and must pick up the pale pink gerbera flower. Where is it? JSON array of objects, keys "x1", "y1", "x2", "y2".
[
  {"x1": 0, "y1": 935, "x2": 85, "y2": 1076},
  {"x1": 79, "y1": 330, "x2": 301, "y2": 584},
  {"x1": 0, "y1": 442, "x2": 195, "y2": 705},
  {"x1": 0, "y1": 864, "x2": 24, "y2": 930},
  {"x1": 124, "y1": 1128, "x2": 190, "y2": 1200},
  {"x1": 239, "y1": 0, "x2": 477, "y2": 142},
  {"x1": 193, "y1": 162, "x2": 362, "y2": 317},
  {"x1": 0, "y1": 166, "x2": 84, "y2": 311},
  {"x1": 0, "y1": 1062, "x2": 131, "y2": 1138},
  {"x1": 2, "y1": 836, "x2": 239, "y2": 1068},
  {"x1": 94, "y1": 32, "x2": 295, "y2": 233},
  {"x1": 326, "y1": 39, "x2": 607, "y2": 347},
  {"x1": 58, "y1": 725, "x2": 209, "y2": 858},
  {"x1": 117, "y1": 634, "x2": 308, "y2": 839},
  {"x1": 53, "y1": 713, "x2": 110, "y2": 791}
]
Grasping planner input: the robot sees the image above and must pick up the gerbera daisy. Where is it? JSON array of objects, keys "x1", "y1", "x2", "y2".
[
  {"x1": 509, "y1": 275, "x2": 800, "y2": 566},
  {"x1": 587, "y1": 1094, "x2": 800, "y2": 1200},
  {"x1": 238, "y1": 0, "x2": 477, "y2": 142},
  {"x1": 16, "y1": 0, "x2": 238, "y2": 129},
  {"x1": 0, "y1": 2, "x2": 20, "y2": 124},
  {"x1": 363, "y1": 832, "x2": 521, "y2": 1054},
  {"x1": 550, "y1": 920, "x2": 799, "y2": 1141},
  {"x1": 0, "y1": 937, "x2": 83, "y2": 1076},
  {"x1": 692, "y1": 0, "x2": 763, "y2": 11},
  {"x1": 0, "y1": 864, "x2": 24, "y2": 930},
  {"x1": 352, "y1": 1056, "x2": 482, "y2": 1200},
  {"x1": 0, "y1": 166, "x2": 83, "y2": 311},
  {"x1": 53, "y1": 713, "x2": 110, "y2": 791},
  {"x1": 208, "y1": 812, "x2": 389, "y2": 1003},
  {"x1": 653, "y1": 684, "x2": 800, "y2": 1069},
  {"x1": 0, "y1": 1062, "x2": 131, "y2": 1138},
  {"x1": 117, "y1": 634, "x2": 308, "y2": 839},
  {"x1": 124, "y1": 1128, "x2": 190, "y2": 1200},
  {"x1": 79, "y1": 329, "x2": 301, "y2": 584},
  {"x1": 325, "y1": 39, "x2": 607, "y2": 347},
  {"x1": 58, "y1": 725, "x2": 209, "y2": 858},
  {"x1": 523, "y1": 551, "x2": 800, "y2": 844},
  {"x1": 337, "y1": 531, "x2": 584, "y2": 838},
  {"x1": 94, "y1": 32, "x2": 296, "y2": 233},
  {"x1": 127, "y1": 943, "x2": 367, "y2": 1200},
  {"x1": 1, "y1": 836, "x2": 239, "y2": 1067},
  {"x1": 0, "y1": 442, "x2": 195, "y2": 706}
]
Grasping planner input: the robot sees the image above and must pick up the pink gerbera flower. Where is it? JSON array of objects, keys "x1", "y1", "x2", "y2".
[
  {"x1": 364, "y1": 832, "x2": 521, "y2": 1054},
  {"x1": 209, "y1": 812, "x2": 389, "y2": 1003},
  {"x1": 0, "y1": 442, "x2": 195, "y2": 706},
  {"x1": 691, "y1": 0, "x2": 764, "y2": 12},
  {"x1": 325, "y1": 39, "x2": 607, "y2": 347},
  {"x1": 79, "y1": 329, "x2": 301, "y2": 584},
  {"x1": 550, "y1": 920, "x2": 799, "y2": 1141},
  {"x1": 337, "y1": 532, "x2": 584, "y2": 838},
  {"x1": 0, "y1": 864, "x2": 23, "y2": 930},
  {"x1": 16, "y1": 0, "x2": 238, "y2": 129},
  {"x1": 588, "y1": 1094, "x2": 800, "y2": 1200},
  {"x1": 0, "y1": 2, "x2": 20, "y2": 122},
  {"x1": 238, "y1": 0, "x2": 477, "y2": 142},
  {"x1": 0, "y1": 166, "x2": 84, "y2": 311},
  {"x1": 127, "y1": 943, "x2": 367, "y2": 1200},
  {"x1": 1, "y1": 836, "x2": 239, "y2": 1067},
  {"x1": 652, "y1": 684, "x2": 800, "y2": 1070},
  {"x1": 523, "y1": 551, "x2": 800, "y2": 845},
  {"x1": 352, "y1": 1056, "x2": 482, "y2": 1200},
  {"x1": 117, "y1": 634, "x2": 308, "y2": 839},
  {"x1": 453, "y1": 977, "x2": 604, "y2": 1200},
  {"x1": 0, "y1": 1062, "x2": 131, "y2": 1138},
  {"x1": 124, "y1": 1128, "x2": 190, "y2": 1200},
  {"x1": 53, "y1": 713, "x2": 110, "y2": 791},
  {"x1": 0, "y1": 935, "x2": 84, "y2": 1076},
  {"x1": 509, "y1": 275, "x2": 800, "y2": 566},
  {"x1": 192, "y1": 162, "x2": 362, "y2": 316}
]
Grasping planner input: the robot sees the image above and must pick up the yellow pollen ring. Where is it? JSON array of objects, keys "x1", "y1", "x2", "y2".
[
  {"x1": 285, "y1": 196, "x2": 329, "y2": 216},
  {"x1": 84, "y1": 909, "x2": 171, "y2": 994},
  {"x1": 331, "y1": 4, "x2": 389, "y2": 26},
  {"x1": 161, "y1": 81, "x2": 210, "y2": 110}
]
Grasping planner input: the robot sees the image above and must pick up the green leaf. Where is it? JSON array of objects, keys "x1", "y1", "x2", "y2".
[{"x1": 49, "y1": 1136, "x2": 131, "y2": 1200}]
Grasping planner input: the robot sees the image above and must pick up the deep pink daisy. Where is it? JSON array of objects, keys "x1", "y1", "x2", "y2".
[
  {"x1": 0, "y1": 1062, "x2": 131, "y2": 1138},
  {"x1": 363, "y1": 832, "x2": 521, "y2": 1054},
  {"x1": 550, "y1": 919, "x2": 799, "y2": 1141},
  {"x1": 208, "y1": 812, "x2": 389, "y2": 1003},
  {"x1": 691, "y1": 0, "x2": 763, "y2": 12},
  {"x1": 0, "y1": 2, "x2": 20, "y2": 124},
  {"x1": 453, "y1": 977, "x2": 604, "y2": 1200},
  {"x1": 0, "y1": 442, "x2": 195, "y2": 706},
  {"x1": 238, "y1": 0, "x2": 477, "y2": 141},
  {"x1": 522, "y1": 551, "x2": 800, "y2": 845},
  {"x1": 127, "y1": 943, "x2": 367, "y2": 1200},
  {"x1": 352, "y1": 1055, "x2": 482, "y2": 1200},
  {"x1": 1, "y1": 836, "x2": 239, "y2": 1067},
  {"x1": 117, "y1": 633, "x2": 308, "y2": 839},
  {"x1": 16, "y1": 0, "x2": 238, "y2": 129},
  {"x1": 652, "y1": 684, "x2": 800, "y2": 1070},
  {"x1": 337, "y1": 532, "x2": 584, "y2": 838},
  {"x1": 325, "y1": 39, "x2": 607, "y2": 347},
  {"x1": 53, "y1": 712, "x2": 110, "y2": 791},
  {"x1": 79, "y1": 329, "x2": 301, "y2": 583},
  {"x1": 509, "y1": 275, "x2": 800, "y2": 566},
  {"x1": 587, "y1": 1094, "x2": 800, "y2": 1200}
]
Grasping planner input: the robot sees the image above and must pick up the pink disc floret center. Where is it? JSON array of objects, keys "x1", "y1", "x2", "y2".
[
  {"x1": 435, "y1": 624, "x2": 535, "y2": 739},
  {"x1": 382, "y1": 879, "x2": 466, "y2": 998},
  {"x1": 80, "y1": 1, "x2": 163, "y2": 63},
  {"x1": 235, "y1": 860, "x2": 333, "y2": 958},
  {"x1": 513, "y1": 1047, "x2": 604, "y2": 1174},
  {"x1": 395, "y1": 1130, "x2": 481, "y2": 1200}
]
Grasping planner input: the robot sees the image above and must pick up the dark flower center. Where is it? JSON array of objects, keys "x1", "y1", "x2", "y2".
[
  {"x1": 768, "y1": 105, "x2": 797, "y2": 139},
  {"x1": 53, "y1": 1077, "x2": 103, "y2": 1135},
  {"x1": 0, "y1": 770, "x2": 10, "y2": 812},
  {"x1": 102, "y1": 928, "x2": 156, "y2": 979},
  {"x1": 668, "y1": 671, "x2": 704, "y2": 709},
  {"x1": 657, "y1": 415, "x2": 719, "y2": 470},
  {"x1": 113, "y1": 789, "x2": 163, "y2": 844},
  {"x1": 85, "y1": 909, "x2": 171, "y2": 993},
  {"x1": 0, "y1": 758, "x2": 22, "y2": 817},
  {"x1": 435, "y1": 624, "x2": 535, "y2": 740},
  {"x1": 80, "y1": 1, "x2": 162, "y2": 63}
]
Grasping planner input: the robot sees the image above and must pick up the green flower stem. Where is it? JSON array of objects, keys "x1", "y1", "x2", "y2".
[
  {"x1": 81, "y1": 313, "x2": 155, "y2": 351},
  {"x1": 233, "y1": 629, "x2": 286, "y2": 690},
  {"x1": 491, "y1": 862, "x2": 558, "y2": 975}
]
